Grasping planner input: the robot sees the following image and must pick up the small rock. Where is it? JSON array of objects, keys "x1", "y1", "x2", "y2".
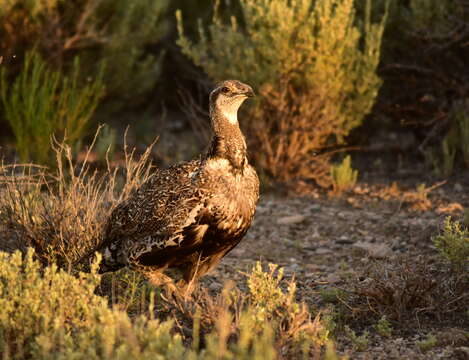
[
  {"x1": 315, "y1": 247, "x2": 332, "y2": 255},
  {"x1": 309, "y1": 204, "x2": 321, "y2": 211},
  {"x1": 326, "y1": 273, "x2": 341, "y2": 283},
  {"x1": 277, "y1": 215, "x2": 305, "y2": 225},
  {"x1": 354, "y1": 241, "x2": 393, "y2": 258},
  {"x1": 305, "y1": 263, "x2": 326, "y2": 271},
  {"x1": 311, "y1": 227, "x2": 321, "y2": 239},
  {"x1": 337, "y1": 212, "x2": 347, "y2": 219},
  {"x1": 364, "y1": 235, "x2": 374, "y2": 242},
  {"x1": 290, "y1": 263, "x2": 300, "y2": 270},
  {"x1": 337, "y1": 235, "x2": 354, "y2": 244},
  {"x1": 454, "y1": 183, "x2": 463, "y2": 192},
  {"x1": 209, "y1": 282, "x2": 222, "y2": 291}
]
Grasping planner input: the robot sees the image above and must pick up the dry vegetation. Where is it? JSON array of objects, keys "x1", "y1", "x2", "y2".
[
  {"x1": 0, "y1": 138, "x2": 467, "y2": 359},
  {"x1": 0, "y1": 131, "x2": 155, "y2": 269},
  {"x1": 1, "y1": 0, "x2": 469, "y2": 359}
]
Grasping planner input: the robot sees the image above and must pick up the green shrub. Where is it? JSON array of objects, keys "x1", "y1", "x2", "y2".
[
  {"x1": 163, "y1": 261, "x2": 332, "y2": 358},
  {"x1": 330, "y1": 155, "x2": 358, "y2": 195},
  {"x1": 344, "y1": 326, "x2": 369, "y2": 351},
  {"x1": 433, "y1": 217, "x2": 469, "y2": 272},
  {"x1": 0, "y1": 249, "x2": 189, "y2": 360},
  {"x1": 404, "y1": 0, "x2": 454, "y2": 35},
  {"x1": 232, "y1": 262, "x2": 331, "y2": 354},
  {"x1": 417, "y1": 333, "x2": 438, "y2": 353},
  {"x1": 0, "y1": 250, "x2": 343, "y2": 359},
  {"x1": 373, "y1": 316, "x2": 392, "y2": 338},
  {"x1": 0, "y1": 52, "x2": 104, "y2": 165},
  {"x1": 177, "y1": 0, "x2": 386, "y2": 187},
  {"x1": 83, "y1": 0, "x2": 169, "y2": 101},
  {"x1": 424, "y1": 99, "x2": 469, "y2": 176},
  {"x1": 0, "y1": 0, "x2": 168, "y2": 104},
  {"x1": 319, "y1": 288, "x2": 347, "y2": 304}
]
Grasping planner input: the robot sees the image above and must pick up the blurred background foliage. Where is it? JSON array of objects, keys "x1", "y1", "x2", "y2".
[
  {"x1": 0, "y1": 0, "x2": 468, "y2": 184},
  {"x1": 0, "y1": 0, "x2": 169, "y2": 105}
]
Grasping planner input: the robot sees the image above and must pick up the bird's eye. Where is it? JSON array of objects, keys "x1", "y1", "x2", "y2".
[{"x1": 221, "y1": 87, "x2": 230, "y2": 94}]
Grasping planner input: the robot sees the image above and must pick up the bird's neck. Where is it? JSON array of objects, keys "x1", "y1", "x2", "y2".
[{"x1": 207, "y1": 106, "x2": 247, "y2": 169}]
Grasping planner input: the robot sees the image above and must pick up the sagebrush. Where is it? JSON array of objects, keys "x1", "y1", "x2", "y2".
[
  {"x1": 177, "y1": 0, "x2": 386, "y2": 186},
  {"x1": 344, "y1": 256, "x2": 468, "y2": 326},
  {"x1": 0, "y1": 250, "x2": 340, "y2": 359},
  {"x1": 157, "y1": 261, "x2": 333, "y2": 359}
]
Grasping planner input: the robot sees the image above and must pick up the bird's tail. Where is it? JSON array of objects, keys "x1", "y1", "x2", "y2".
[
  {"x1": 96, "y1": 245, "x2": 126, "y2": 274},
  {"x1": 97, "y1": 259, "x2": 125, "y2": 274},
  {"x1": 73, "y1": 241, "x2": 123, "y2": 274}
]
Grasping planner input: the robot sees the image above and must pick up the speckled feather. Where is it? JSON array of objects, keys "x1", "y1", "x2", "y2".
[{"x1": 98, "y1": 80, "x2": 259, "y2": 285}]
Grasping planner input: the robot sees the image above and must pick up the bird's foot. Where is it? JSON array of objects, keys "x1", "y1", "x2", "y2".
[{"x1": 146, "y1": 272, "x2": 192, "y2": 302}]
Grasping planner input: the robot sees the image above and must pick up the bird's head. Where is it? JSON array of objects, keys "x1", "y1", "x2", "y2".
[{"x1": 209, "y1": 80, "x2": 254, "y2": 125}]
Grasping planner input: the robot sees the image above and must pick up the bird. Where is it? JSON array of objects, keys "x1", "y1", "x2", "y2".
[{"x1": 98, "y1": 80, "x2": 259, "y2": 296}]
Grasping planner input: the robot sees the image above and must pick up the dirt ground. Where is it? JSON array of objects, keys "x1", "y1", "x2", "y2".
[{"x1": 200, "y1": 171, "x2": 469, "y2": 359}]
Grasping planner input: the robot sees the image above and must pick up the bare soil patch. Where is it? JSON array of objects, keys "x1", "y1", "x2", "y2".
[{"x1": 201, "y1": 178, "x2": 469, "y2": 359}]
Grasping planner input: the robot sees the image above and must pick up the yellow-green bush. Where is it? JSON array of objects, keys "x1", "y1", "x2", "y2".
[
  {"x1": 330, "y1": 155, "x2": 358, "y2": 195},
  {"x1": 167, "y1": 262, "x2": 331, "y2": 359},
  {"x1": 177, "y1": 0, "x2": 386, "y2": 186},
  {"x1": 433, "y1": 217, "x2": 469, "y2": 272},
  {"x1": 0, "y1": 250, "x2": 338, "y2": 359},
  {"x1": 0, "y1": 249, "x2": 187, "y2": 360},
  {"x1": 246, "y1": 262, "x2": 329, "y2": 349},
  {"x1": 0, "y1": 52, "x2": 104, "y2": 165}
]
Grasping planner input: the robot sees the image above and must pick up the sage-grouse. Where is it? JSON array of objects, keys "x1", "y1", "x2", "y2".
[{"x1": 99, "y1": 80, "x2": 259, "y2": 294}]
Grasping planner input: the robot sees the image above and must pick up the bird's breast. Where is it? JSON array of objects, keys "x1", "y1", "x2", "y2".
[{"x1": 201, "y1": 160, "x2": 259, "y2": 239}]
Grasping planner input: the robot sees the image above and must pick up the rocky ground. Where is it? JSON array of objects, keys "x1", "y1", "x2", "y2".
[{"x1": 201, "y1": 176, "x2": 469, "y2": 359}]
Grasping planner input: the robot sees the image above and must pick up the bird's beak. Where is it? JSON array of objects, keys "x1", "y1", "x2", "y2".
[{"x1": 244, "y1": 87, "x2": 255, "y2": 98}]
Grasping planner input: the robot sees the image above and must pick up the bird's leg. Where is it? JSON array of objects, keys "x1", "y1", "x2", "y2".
[
  {"x1": 146, "y1": 271, "x2": 180, "y2": 301},
  {"x1": 184, "y1": 253, "x2": 224, "y2": 283},
  {"x1": 180, "y1": 254, "x2": 223, "y2": 297},
  {"x1": 175, "y1": 278, "x2": 197, "y2": 299}
]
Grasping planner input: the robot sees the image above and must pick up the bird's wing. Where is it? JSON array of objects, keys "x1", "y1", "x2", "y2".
[{"x1": 101, "y1": 160, "x2": 210, "y2": 262}]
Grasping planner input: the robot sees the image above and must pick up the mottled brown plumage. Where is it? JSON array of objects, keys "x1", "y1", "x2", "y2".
[{"x1": 98, "y1": 80, "x2": 259, "y2": 293}]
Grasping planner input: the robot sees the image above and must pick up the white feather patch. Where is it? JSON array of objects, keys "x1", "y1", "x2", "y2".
[
  {"x1": 206, "y1": 158, "x2": 230, "y2": 170},
  {"x1": 224, "y1": 110, "x2": 238, "y2": 125},
  {"x1": 216, "y1": 94, "x2": 246, "y2": 125},
  {"x1": 103, "y1": 247, "x2": 112, "y2": 260}
]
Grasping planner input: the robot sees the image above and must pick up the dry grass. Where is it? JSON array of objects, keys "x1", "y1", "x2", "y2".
[
  {"x1": 0, "y1": 129, "x2": 155, "y2": 269},
  {"x1": 343, "y1": 256, "x2": 468, "y2": 327},
  {"x1": 365, "y1": 181, "x2": 447, "y2": 212}
]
